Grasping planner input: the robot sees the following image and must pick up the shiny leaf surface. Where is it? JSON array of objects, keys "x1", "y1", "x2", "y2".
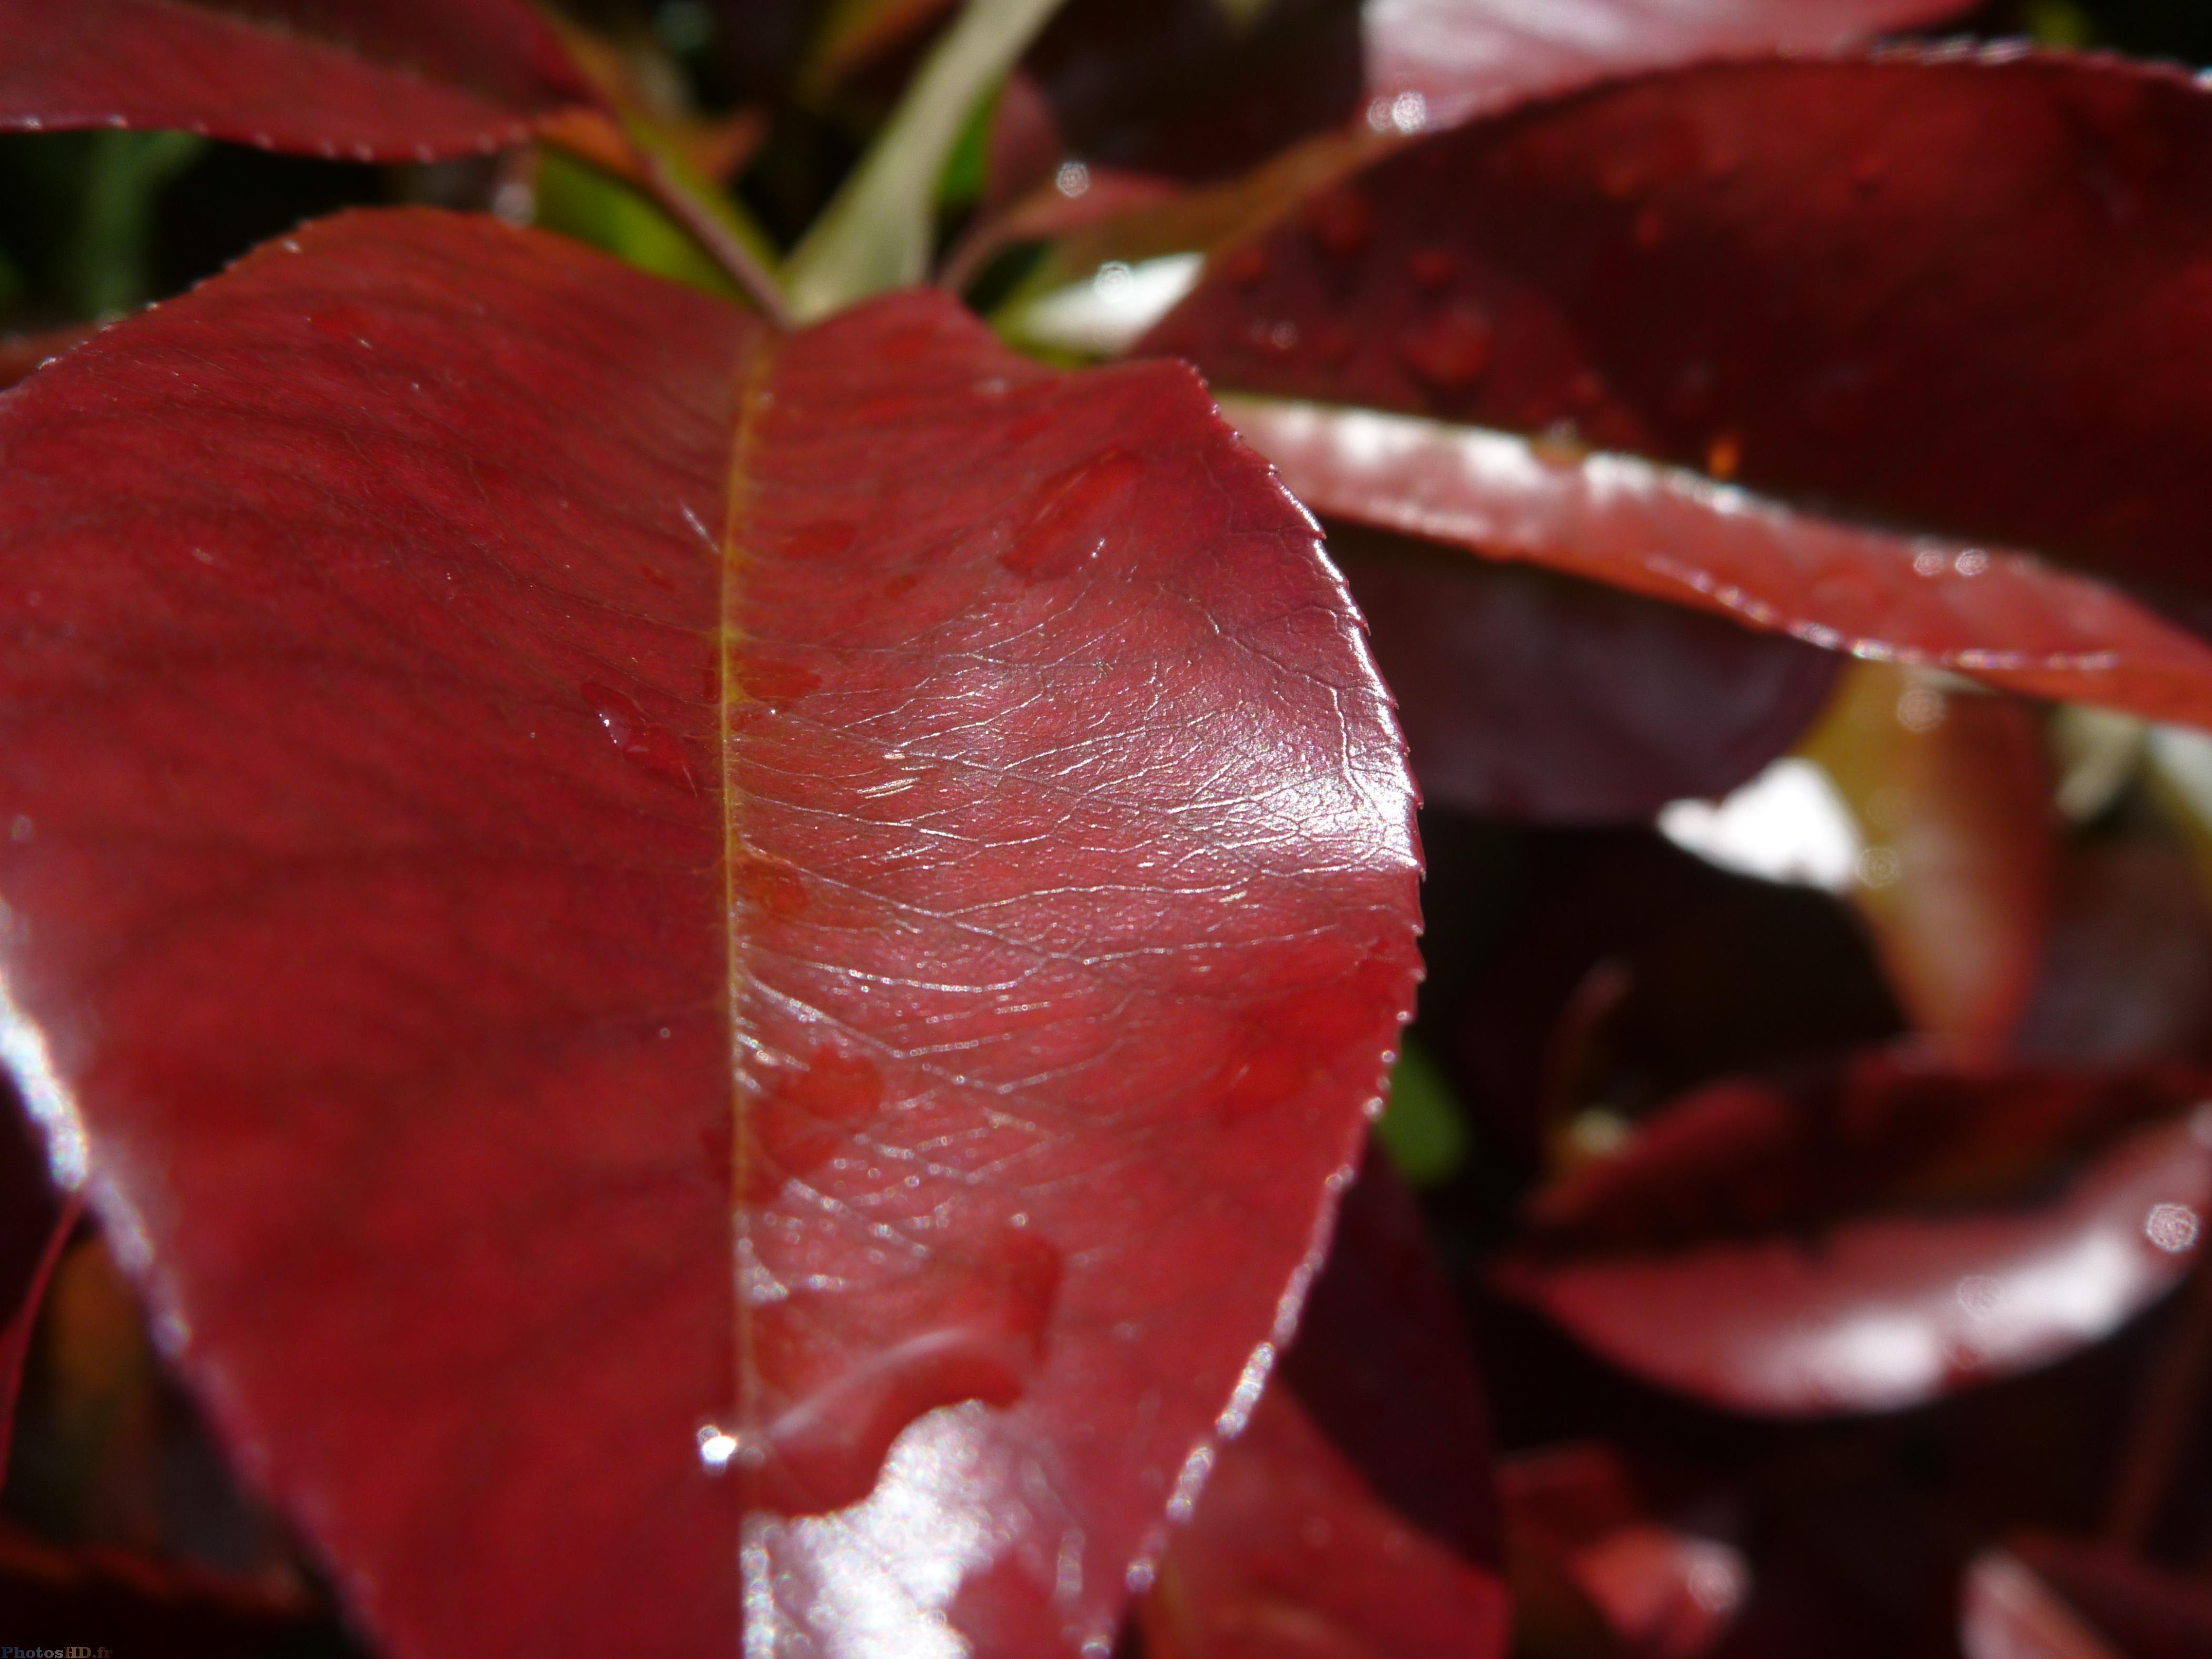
[
  {"x1": 1218, "y1": 397, "x2": 2212, "y2": 730},
  {"x1": 1360, "y1": 0, "x2": 1973, "y2": 133},
  {"x1": 1151, "y1": 55, "x2": 2212, "y2": 727},
  {"x1": 0, "y1": 0, "x2": 596, "y2": 161},
  {"x1": 1502, "y1": 1052, "x2": 2212, "y2": 1411},
  {"x1": 0, "y1": 208, "x2": 1419, "y2": 1658}
]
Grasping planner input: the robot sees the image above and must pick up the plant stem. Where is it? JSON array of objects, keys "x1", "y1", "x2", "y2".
[
  {"x1": 783, "y1": 0, "x2": 1071, "y2": 322},
  {"x1": 635, "y1": 149, "x2": 795, "y2": 330}
]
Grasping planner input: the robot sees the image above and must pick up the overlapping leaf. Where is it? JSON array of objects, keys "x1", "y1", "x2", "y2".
[
  {"x1": 0, "y1": 208, "x2": 1419, "y2": 1657},
  {"x1": 1144, "y1": 53, "x2": 2212, "y2": 730},
  {"x1": 1501, "y1": 1048, "x2": 2212, "y2": 1411},
  {"x1": 1329, "y1": 523, "x2": 1836, "y2": 820},
  {"x1": 0, "y1": 0, "x2": 599, "y2": 161},
  {"x1": 1140, "y1": 1150, "x2": 1509, "y2": 1658}
]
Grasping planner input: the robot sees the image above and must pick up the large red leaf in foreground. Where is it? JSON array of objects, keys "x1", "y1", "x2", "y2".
[
  {"x1": 1150, "y1": 55, "x2": 2212, "y2": 727},
  {"x1": 1501, "y1": 1052, "x2": 2212, "y2": 1412},
  {"x1": 0, "y1": 209, "x2": 1419, "y2": 1657},
  {"x1": 0, "y1": 0, "x2": 597, "y2": 161}
]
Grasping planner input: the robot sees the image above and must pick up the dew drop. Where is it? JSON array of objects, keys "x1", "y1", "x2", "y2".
[
  {"x1": 743, "y1": 1224, "x2": 1063, "y2": 1513},
  {"x1": 735, "y1": 657, "x2": 822, "y2": 705},
  {"x1": 1397, "y1": 302, "x2": 1494, "y2": 390},
  {"x1": 1305, "y1": 187, "x2": 1372, "y2": 259},
  {"x1": 1704, "y1": 431, "x2": 1743, "y2": 480},
  {"x1": 734, "y1": 853, "x2": 808, "y2": 917},
  {"x1": 1001, "y1": 449, "x2": 1147, "y2": 579},
  {"x1": 697, "y1": 1423, "x2": 741, "y2": 1473},
  {"x1": 580, "y1": 682, "x2": 697, "y2": 789},
  {"x1": 1220, "y1": 243, "x2": 1270, "y2": 286}
]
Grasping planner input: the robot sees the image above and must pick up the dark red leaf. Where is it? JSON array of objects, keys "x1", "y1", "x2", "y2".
[
  {"x1": 1500, "y1": 1445, "x2": 1749, "y2": 1659},
  {"x1": 1132, "y1": 1147, "x2": 1506, "y2": 1655},
  {"x1": 1501, "y1": 1051, "x2": 2212, "y2": 1411},
  {"x1": 0, "y1": 0, "x2": 597, "y2": 161},
  {"x1": 1149, "y1": 55, "x2": 2212, "y2": 727},
  {"x1": 2009, "y1": 1534, "x2": 2212, "y2": 1659},
  {"x1": 0, "y1": 210, "x2": 1419, "y2": 1656},
  {"x1": 1438, "y1": 829, "x2": 1903, "y2": 1160},
  {"x1": 1329, "y1": 522, "x2": 1836, "y2": 821},
  {"x1": 1960, "y1": 1549, "x2": 2125, "y2": 1659},
  {"x1": 1024, "y1": 0, "x2": 1966, "y2": 185},
  {"x1": 2016, "y1": 837, "x2": 2212, "y2": 1068},
  {"x1": 1138, "y1": 1387, "x2": 1512, "y2": 1659},
  {"x1": 0, "y1": 1518, "x2": 316, "y2": 1656},
  {"x1": 1360, "y1": 0, "x2": 1973, "y2": 134},
  {"x1": 1279, "y1": 1142, "x2": 1502, "y2": 1566}
]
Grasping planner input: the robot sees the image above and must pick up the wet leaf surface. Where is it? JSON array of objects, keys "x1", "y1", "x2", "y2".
[
  {"x1": 1502, "y1": 1050, "x2": 2212, "y2": 1411},
  {"x1": 1220, "y1": 397, "x2": 2212, "y2": 728},
  {"x1": 0, "y1": 208, "x2": 1419, "y2": 1658},
  {"x1": 1150, "y1": 55, "x2": 2212, "y2": 726},
  {"x1": 0, "y1": 0, "x2": 597, "y2": 161}
]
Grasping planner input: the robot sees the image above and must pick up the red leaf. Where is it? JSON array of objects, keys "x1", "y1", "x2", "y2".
[
  {"x1": 1278, "y1": 1143, "x2": 1502, "y2": 1567},
  {"x1": 2009, "y1": 1534, "x2": 2212, "y2": 1659},
  {"x1": 1134, "y1": 1148, "x2": 1507, "y2": 1656},
  {"x1": 0, "y1": 0, "x2": 597, "y2": 161},
  {"x1": 0, "y1": 1519, "x2": 315, "y2": 1656},
  {"x1": 1361, "y1": 0, "x2": 1972, "y2": 134},
  {"x1": 1501, "y1": 1052, "x2": 2212, "y2": 1411},
  {"x1": 1500, "y1": 1445, "x2": 1749, "y2": 1659},
  {"x1": 1961, "y1": 1549, "x2": 2125, "y2": 1659},
  {"x1": 0, "y1": 211, "x2": 1420, "y2": 1656},
  {"x1": 1329, "y1": 523, "x2": 1836, "y2": 820},
  {"x1": 1139, "y1": 1388, "x2": 1512, "y2": 1659},
  {"x1": 1148, "y1": 55, "x2": 2212, "y2": 727},
  {"x1": 1025, "y1": 0, "x2": 1966, "y2": 185},
  {"x1": 1218, "y1": 398, "x2": 2212, "y2": 729}
]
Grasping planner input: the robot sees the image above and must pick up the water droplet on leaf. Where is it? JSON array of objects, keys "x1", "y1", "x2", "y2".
[
  {"x1": 1398, "y1": 303, "x2": 1494, "y2": 390},
  {"x1": 580, "y1": 682, "x2": 696, "y2": 789}
]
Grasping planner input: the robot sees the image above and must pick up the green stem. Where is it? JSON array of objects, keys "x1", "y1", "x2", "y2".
[{"x1": 782, "y1": 0, "x2": 1070, "y2": 322}]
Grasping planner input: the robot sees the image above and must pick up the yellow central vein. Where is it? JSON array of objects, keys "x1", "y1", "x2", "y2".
[{"x1": 722, "y1": 328, "x2": 783, "y2": 1463}]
